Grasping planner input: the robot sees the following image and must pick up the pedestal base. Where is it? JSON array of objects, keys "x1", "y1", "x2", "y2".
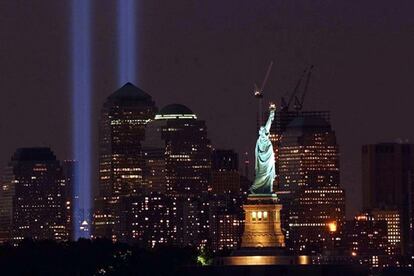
[
  {"x1": 240, "y1": 194, "x2": 285, "y2": 248},
  {"x1": 217, "y1": 254, "x2": 311, "y2": 266}
]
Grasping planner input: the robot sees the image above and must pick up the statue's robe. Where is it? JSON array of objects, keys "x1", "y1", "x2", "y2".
[{"x1": 250, "y1": 133, "x2": 275, "y2": 194}]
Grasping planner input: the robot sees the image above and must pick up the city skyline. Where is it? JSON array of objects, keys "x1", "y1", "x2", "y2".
[
  {"x1": 1, "y1": 0, "x2": 414, "y2": 220},
  {"x1": 2, "y1": 1, "x2": 414, "y2": 274}
]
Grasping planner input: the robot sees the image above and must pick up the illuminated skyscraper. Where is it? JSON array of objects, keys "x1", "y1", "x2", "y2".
[
  {"x1": 209, "y1": 150, "x2": 244, "y2": 251},
  {"x1": 93, "y1": 83, "x2": 157, "y2": 241},
  {"x1": 362, "y1": 143, "x2": 414, "y2": 256},
  {"x1": 147, "y1": 104, "x2": 212, "y2": 246},
  {"x1": 344, "y1": 213, "x2": 389, "y2": 268},
  {"x1": 371, "y1": 209, "x2": 402, "y2": 256},
  {"x1": 211, "y1": 150, "x2": 240, "y2": 195},
  {"x1": 208, "y1": 195, "x2": 244, "y2": 252},
  {"x1": 141, "y1": 120, "x2": 167, "y2": 193},
  {"x1": 278, "y1": 116, "x2": 345, "y2": 254},
  {"x1": 155, "y1": 104, "x2": 211, "y2": 198},
  {"x1": 119, "y1": 192, "x2": 173, "y2": 246},
  {"x1": 0, "y1": 166, "x2": 15, "y2": 243},
  {"x1": 270, "y1": 110, "x2": 330, "y2": 189},
  {"x1": 0, "y1": 148, "x2": 68, "y2": 243}
]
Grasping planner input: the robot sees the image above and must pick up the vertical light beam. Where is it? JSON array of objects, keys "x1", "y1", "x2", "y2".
[
  {"x1": 118, "y1": 0, "x2": 136, "y2": 85},
  {"x1": 72, "y1": 0, "x2": 91, "y2": 239}
]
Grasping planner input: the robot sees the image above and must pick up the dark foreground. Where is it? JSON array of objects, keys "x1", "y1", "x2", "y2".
[
  {"x1": 0, "y1": 239, "x2": 197, "y2": 275},
  {"x1": 1, "y1": 239, "x2": 414, "y2": 276}
]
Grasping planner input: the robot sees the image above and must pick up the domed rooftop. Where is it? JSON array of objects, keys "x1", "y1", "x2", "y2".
[
  {"x1": 155, "y1": 104, "x2": 197, "y2": 120},
  {"x1": 108, "y1": 82, "x2": 152, "y2": 101},
  {"x1": 286, "y1": 116, "x2": 330, "y2": 130}
]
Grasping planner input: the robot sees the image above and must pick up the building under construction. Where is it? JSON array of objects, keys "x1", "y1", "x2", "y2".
[{"x1": 252, "y1": 63, "x2": 345, "y2": 255}]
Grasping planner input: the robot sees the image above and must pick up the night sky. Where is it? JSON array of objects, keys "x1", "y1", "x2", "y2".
[{"x1": 1, "y1": 0, "x2": 414, "y2": 217}]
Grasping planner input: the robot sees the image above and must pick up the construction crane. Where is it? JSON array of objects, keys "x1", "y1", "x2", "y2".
[
  {"x1": 280, "y1": 65, "x2": 314, "y2": 112},
  {"x1": 254, "y1": 60, "x2": 274, "y2": 126},
  {"x1": 285, "y1": 68, "x2": 307, "y2": 111},
  {"x1": 294, "y1": 65, "x2": 314, "y2": 111}
]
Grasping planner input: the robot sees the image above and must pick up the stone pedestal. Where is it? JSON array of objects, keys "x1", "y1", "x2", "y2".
[
  {"x1": 241, "y1": 194, "x2": 285, "y2": 248},
  {"x1": 216, "y1": 194, "x2": 309, "y2": 266}
]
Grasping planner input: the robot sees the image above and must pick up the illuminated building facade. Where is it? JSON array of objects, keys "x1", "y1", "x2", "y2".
[
  {"x1": 208, "y1": 195, "x2": 244, "y2": 252},
  {"x1": 93, "y1": 83, "x2": 157, "y2": 241},
  {"x1": 208, "y1": 150, "x2": 245, "y2": 251},
  {"x1": 119, "y1": 192, "x2": 173, "y2": 246},
  {"x1": 371, "y1": 209, "x2": 402, "y2": 256},
  {"x1": 278, "y1": 116, "x2": 345, "y2": 254},
  {"x1": 141, "y1": 119, "x2": 168, "y2": 193},
  {"x1": 270, "y1": 110, "x2": 330, "y2": 189},
  {"x1": 0, "y1": 148, "x2": 68, "y2": 243},
  {"x1": 211, "y1": 150, "x2": 240, "y2": 195},
  {"x1": 362, "y1": 143, "x2": 414, "y2": 256},
  {"x1": 139, "y1": 104, "x2": 212, "y2": 247},
  {"x1": 156, "y1": 104, "x2": 211, "y2": 198},
  {"x1": 0, "y1": 166, "x2": 15, "y2": 242},
  {"x1": 344, "y1": 213, "x2": 389, "y2": 268},
  {"x1": 141, "y1": 147, "x2": 166, "y2": 193}
]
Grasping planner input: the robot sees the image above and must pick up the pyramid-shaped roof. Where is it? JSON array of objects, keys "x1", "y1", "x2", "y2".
[{"x1": 108, "y1": 82, "x2": 152, "y2": 101}]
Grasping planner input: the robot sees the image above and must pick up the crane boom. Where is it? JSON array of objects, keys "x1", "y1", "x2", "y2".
[
  {"x1": 260, "y1": 60, "x2": 274, "y2": 92},
  {"x1": 287, "y1": 68, "x2": 307, "y2": 109},
  {"x1": 300, "y1": 65, "x2": 314, "y2": 108}
]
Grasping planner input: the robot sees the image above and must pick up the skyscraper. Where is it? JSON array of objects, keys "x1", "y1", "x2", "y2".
[
  {"x1": 141, "y1": 119, "x2": 168, "y2": 193},
  {"x1": 155, "y1": 104, "x2": 211, "y2": 198},
  {"x1": 208, "y1": 195, "x2": 244, "y2": 252},
  {"x1": 362, "y1": 143, "x2": 414, "y2": 256},
  {"x1": 278, "y1": 116, "x2": 345, "y2": 254},
  {"x1": 270, "y1": 110, "x2": 331, "y2": 189},
  {"x1": 0, "y1": 148, "x2": 68, "y2": 243},
  {"x1": 211, "y1": 150, "x2": 240, "y2": 195},
  {"x1": 150, "y1": 104, "x2": 212, "y2": 246},
  {"x1": 371, "y1": 209, "x2": 402, "y2": 256},
  {"x1": 209, "y1": 150, "x2": 244, "y2": 251},
  {"x1": 119, "y1": 192, "x2": 174, "y2": 246},
  {"x1": 93, "y1": 83, "x2": 157, "y2": 241},
  {"x1": 343, "y1": 213, "x2": 389, "y2": 268}
]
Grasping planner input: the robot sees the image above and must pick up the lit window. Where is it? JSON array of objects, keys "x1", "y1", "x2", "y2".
[
  {"x1": 258, "y1": 211, "x2": 262, "y2": 221},
  {"x1": 252, "y1": 211, "x2": 257, "y2": 221},
  {"x1": 263, "y1": 211, "x2": 268, "y2": 220}
]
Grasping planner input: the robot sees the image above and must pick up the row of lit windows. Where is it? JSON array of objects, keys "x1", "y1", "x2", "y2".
[{"x1": 251, "y1": 211, "x2": 268, "y2": 221}]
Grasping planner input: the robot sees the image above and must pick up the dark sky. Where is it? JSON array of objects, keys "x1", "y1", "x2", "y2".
[{"x1": 1, "y1": 0, "x2": 414, "y2": 217}]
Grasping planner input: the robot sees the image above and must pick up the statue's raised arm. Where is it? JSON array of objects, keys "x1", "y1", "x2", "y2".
[
  {"x1": 249, "y1": 104, "x2": 276, "y2": 195},
  {"x1": 264, "y1": 110, "x2": 275, "y2": 134}
]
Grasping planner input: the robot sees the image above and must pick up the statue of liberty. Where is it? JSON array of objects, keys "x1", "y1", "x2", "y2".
[{"x1": 250, "y1": 104, "x2": 276, "y2": 195}]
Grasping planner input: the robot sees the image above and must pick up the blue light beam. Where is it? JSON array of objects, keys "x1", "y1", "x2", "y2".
[
  {"x1": 71, "y1": 0, "x2": 92, "y2": 240},
  {"x1": 118, "y1": 0, "x2": 136, "y2": 85}
]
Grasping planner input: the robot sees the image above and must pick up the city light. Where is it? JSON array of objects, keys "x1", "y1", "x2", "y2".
[
  {"x1": 328, "y1": 221, "x2": 337, "y2": 232},
  {"x1": 71, "y1": 0, "x2": 92, "y2": 239}
]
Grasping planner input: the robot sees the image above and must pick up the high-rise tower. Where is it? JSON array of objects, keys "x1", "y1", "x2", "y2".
[
  {"x1": 0, "y1": 148, "x2": 68, "y2": 243},
  {"x1": 362, "y1": 143, "x2": 414, "y2": 256},
  {"x1": 155, "y1": 104, "x2": 212, "y2": 198},
  {"x1": 278, "y1": 116, "x2": 345, "y2": 254},
  {"x1": 153, "y1": 104, "x2": 212, "y2": 246},
  {"x1": 270, "y1": 110, "x2": 330, "y2": 190},
  {"x1": 93, "y1": 83, "x2": 157, "y2": 241}
]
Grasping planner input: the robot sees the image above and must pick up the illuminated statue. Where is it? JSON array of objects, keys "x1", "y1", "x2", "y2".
[{"x1": 250, "y1": 104, "x2": 276, "y2": 194}]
